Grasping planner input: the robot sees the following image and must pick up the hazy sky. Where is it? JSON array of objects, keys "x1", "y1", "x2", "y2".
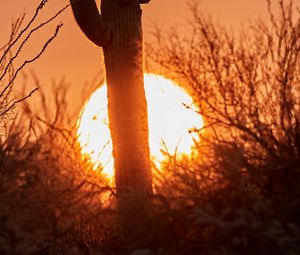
[{"x1": 0, "y1": 0, "x2": 293, "y2": 108}]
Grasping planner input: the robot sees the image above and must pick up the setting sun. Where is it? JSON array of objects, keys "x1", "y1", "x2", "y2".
[{"x1": 77, "y1": 74, "x2": 203, "y2": 177}]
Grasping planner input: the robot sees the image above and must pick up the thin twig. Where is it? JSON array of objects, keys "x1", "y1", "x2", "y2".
[{"x1": 0, "y1": 87, "x2": 38, "y2": 117}]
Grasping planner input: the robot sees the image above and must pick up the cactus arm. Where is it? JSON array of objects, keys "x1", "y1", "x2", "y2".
[
  {"x1": 70, "y1": 0, "x2": 112, "y2": 47},
  {"x1": 117, "y1": 0, "x2": 132, "y2": 6},
  {"x1": 118, "y1": 0, "x2": 150, "y2": 7},
  {"x1": 139, "y1": 0, "x2": 150, "y2": 4}
]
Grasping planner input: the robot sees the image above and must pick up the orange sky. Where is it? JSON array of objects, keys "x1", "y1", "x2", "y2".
[{"x1": 0, "y1": 0, "x2": 291, "y2": 110}]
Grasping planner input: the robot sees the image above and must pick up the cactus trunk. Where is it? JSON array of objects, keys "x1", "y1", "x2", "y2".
[
  {"x1": 70, "y1": 0, "x2": 153, "y2": 212},
  {"x1": 101, "y1": 0, "x2": 152, "y2": 197}
]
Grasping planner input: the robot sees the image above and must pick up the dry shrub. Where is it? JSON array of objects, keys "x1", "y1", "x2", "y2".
[
  {"x1": 145, "y1": 0, "x2": 300, "y2": 254},
  {"x1": 0, "y1": 81, "x2": 118, "y2": 254},
  {"x1": 0, "y1": 2, "x2": 117, "y2": 253},
  {"x1": 1, "y1": 0, "x2": 300, "y2": 254}
]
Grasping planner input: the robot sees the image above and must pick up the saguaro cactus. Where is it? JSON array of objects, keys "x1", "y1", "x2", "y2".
[{"x1": 70, "y1": 0, "x2": 152, "y2": 199}]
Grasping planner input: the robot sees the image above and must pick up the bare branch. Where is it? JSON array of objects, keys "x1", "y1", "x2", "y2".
[
  {"x1": 0, "y1": 23, "x2": 63, "y2": 98},
  {"x1": 0, "y1": 88, "x2": 38, "y2": 117}
]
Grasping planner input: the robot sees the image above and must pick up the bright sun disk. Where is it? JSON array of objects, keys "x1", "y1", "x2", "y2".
[{"x1": 77, "y1": 74, "x2": 203, "y2": 178}]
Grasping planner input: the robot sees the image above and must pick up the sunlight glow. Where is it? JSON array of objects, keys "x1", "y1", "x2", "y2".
[{"x1": 77, "y1": 74, "x2": 203, "y2": 177}]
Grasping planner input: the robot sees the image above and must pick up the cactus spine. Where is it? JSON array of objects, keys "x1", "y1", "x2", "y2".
[{"x1": 70, "y1": 0, "x2": 153, "y2": 199}]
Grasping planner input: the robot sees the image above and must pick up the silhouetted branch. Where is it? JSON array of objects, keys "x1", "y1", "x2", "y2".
[
  {"x1": 0, "y1": 4, "x2": 69, "y2": 82},
  {"x1": 0, "y1": 1, "x2": 68, "y2": 120},
  {"x1": 0, "y1": 0, "x2": 49, "y2": 64},
  {"x1": 0, "y1": 87, "x2": 38, "y2": 117}
]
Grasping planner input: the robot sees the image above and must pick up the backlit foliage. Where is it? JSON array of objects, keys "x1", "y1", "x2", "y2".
[{"x1": 0, "y1": 0, "x2": 299, "y2": 254}]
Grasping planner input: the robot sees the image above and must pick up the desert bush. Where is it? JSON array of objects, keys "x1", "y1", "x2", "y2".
[
  {"x1": 1, "y1": 0, "x2": 300, "y2": 254},
  {"x1": 146, "y1": 0, "x2": 300, "y2": 254},
  {"x1": 0, "y1": 1, "x2": 116, "y2": 254},
  {"x1": 0, "y1": 81, "x2": 118, "y2": 254}
]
